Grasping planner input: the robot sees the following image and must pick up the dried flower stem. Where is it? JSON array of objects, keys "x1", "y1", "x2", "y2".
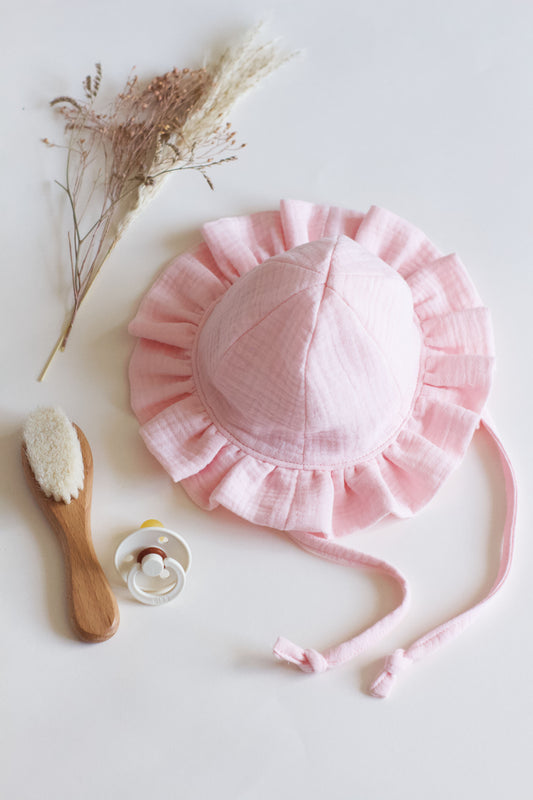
[{"x1": 38, "y1": 27, "x2": 293, "y2": 380}]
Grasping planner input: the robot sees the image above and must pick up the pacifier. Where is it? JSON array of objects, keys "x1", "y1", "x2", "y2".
[{"x1": 115, "y1": 520, "x2": 191, "y2": 605}]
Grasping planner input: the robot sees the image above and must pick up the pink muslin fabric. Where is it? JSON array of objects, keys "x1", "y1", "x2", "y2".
[{"x1": 129, "y1": 200, "x2": 516, "y2": 698}]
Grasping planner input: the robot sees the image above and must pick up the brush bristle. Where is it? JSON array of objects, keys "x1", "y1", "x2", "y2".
[{"x1": 23, "y1": 407, "x2": 84, "y2": 504}]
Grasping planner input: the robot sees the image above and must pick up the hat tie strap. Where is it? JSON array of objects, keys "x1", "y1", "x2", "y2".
[
  {"x1": 370, "y1": 418, "x2": 517, "y2": 698},
  {"x1": 273, "y1": 531, "x2": 410, "y2": 672},
  {"x1": 272, "y1": 638, "x2": 329, "y2": 673}
]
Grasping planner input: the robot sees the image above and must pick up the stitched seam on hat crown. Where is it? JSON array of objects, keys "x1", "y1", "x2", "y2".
[
  {"x1": 301, "y1": 238, "x2": 337, "y2": 464},
  {"x1": 270, "y1": 245, "x2": 404, "y2": 280},
  {"x1": 325, "y1": 284, "x2": 408, "y2": 403},
  {"x1": 213, "y1": 284, "x2": 324, "y2": 364}
]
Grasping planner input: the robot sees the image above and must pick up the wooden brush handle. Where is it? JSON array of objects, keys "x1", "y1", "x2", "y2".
[
  {"x1": 22, "y1": 425, "x2": 119, "y2": 643},
  {"x1": 60, "y1": 523, "x2": 120, "y2": 643}
]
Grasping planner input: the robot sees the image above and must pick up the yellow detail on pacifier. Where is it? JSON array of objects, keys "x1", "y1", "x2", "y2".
[{"x1": 141, "y1": 519, "x2": 164, "y2": 529}]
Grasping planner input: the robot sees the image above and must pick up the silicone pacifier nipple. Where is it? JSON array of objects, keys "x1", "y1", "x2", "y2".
[{"x1": 138, "y1": 547, "x2": 167, "y2": 577}]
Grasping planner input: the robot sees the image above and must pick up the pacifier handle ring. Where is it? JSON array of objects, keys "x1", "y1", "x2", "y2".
[{"x1": 127, "y1": 557, "x2": 187, "y2": 606}]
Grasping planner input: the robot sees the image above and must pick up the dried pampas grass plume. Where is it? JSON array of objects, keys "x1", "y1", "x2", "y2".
[
  {"x1": 38, "y1": 26, "x2": 294, "y2": 381},
  {"x1": 183, "y1": 26, "x2": 293, "y2": 144}
]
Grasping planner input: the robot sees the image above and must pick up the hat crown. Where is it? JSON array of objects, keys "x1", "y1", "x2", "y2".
[{"x1": 195, "y1": 236, "x2": 421, "y2": 468}]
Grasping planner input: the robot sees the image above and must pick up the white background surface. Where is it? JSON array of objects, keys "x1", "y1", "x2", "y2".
[{"x1": 2, "y1": 1, "x2": 532, "y2": 798}]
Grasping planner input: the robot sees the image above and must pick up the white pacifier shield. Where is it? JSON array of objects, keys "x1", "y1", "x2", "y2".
[{"x1": 115, "y1": 526, "x2": 191, "y2": 606}]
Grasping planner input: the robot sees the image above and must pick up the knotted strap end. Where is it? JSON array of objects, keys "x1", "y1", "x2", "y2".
[
  {"x1": 369, "y1": 649, "x2": 410, "y2": 699},
  {"x1": 273, "y1": 636, "x2": 329, "y2": 674}
]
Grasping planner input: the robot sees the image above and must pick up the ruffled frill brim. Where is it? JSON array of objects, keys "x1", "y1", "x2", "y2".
[{"x1": 129, "y1": 200, "x2": 494, "y2": 537}]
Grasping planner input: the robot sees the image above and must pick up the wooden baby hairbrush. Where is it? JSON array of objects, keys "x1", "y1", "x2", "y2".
[{"x1": 22, "y1": 408, "x2": 119, "y2": 643}]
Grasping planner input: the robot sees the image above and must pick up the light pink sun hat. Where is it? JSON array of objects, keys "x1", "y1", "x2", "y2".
[{"x1": 128, "y1": 199, "x2": 516, "y2": 698}]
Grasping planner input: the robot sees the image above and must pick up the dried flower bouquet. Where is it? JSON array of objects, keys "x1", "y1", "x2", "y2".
[{"x1": 39, "y1": 27, "x2": 292, "y2": 380}]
